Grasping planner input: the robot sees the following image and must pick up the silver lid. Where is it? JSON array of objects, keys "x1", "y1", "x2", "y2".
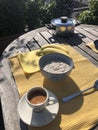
[{"x1": 51, "y1": 16, "x2": 75, "y2": 26}]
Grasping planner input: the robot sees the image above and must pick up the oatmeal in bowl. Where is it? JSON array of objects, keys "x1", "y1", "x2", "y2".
[{"x1": 39, "y1": 53, "x2": 74, "y2": 81}]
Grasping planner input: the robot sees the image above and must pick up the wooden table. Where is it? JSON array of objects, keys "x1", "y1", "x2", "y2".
[{"x1": 0, "y1": 24, "x2": 98, "y2": 130}]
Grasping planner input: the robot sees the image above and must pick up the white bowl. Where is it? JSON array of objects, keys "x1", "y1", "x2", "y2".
[{"x1": 39, "y1": 53, "x2": 74, "y2": 81}]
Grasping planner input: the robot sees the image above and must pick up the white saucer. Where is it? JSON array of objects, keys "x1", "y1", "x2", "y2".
[{"x1": 18, "y1": 90, "x2": 59, "y2": 127}]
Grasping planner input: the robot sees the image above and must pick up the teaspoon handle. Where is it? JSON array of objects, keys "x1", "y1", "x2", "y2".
[{"x1": 62, "y1": 86, "x2": 94, "y2": 103}]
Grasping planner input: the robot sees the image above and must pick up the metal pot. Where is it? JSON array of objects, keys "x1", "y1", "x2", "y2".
[{"x1": 51, "y1": 16, "x2": 76, "y2": 37}]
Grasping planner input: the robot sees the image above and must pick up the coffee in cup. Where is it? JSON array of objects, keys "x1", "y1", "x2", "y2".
[{"x1": 26, "y1": 87, "x2": 49, "y2": 112}]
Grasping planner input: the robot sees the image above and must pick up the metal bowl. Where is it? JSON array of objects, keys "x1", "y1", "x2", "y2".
[
  {"x1": 39, "y1": 53, "x2": 74, "y2": 81},
  {"x1": 51, "y1": 16, "x2": 76, "y2": 37}
]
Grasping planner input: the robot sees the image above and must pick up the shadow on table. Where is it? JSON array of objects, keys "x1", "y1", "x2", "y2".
[
  {"x1": 43, "y1": 76, "x2": 83, "y2": 115},
  {"x1": 0, "y1": 101, "x2": 5, "y2": 130},
  {"x1": 20, "y1": 111, "x2": 61, "y2": 130},
  {"x1": 20, "y1": 119, "x2": 28, "y2": 130},
  {"x1": 28, "y1": 112, "x2": 61, "y2": 130}
]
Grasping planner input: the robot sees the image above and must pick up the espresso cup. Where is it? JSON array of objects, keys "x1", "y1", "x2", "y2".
[{"x1": 26, "y1": 87, "x2": 49, "y2": 112}]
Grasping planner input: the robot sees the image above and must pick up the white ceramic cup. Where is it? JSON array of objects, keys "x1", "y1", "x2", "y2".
[{"x1": 26, "y1": 87, "x2": 49, "y2": 112}]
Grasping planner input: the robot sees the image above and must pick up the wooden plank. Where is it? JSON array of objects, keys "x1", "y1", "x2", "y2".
[
  {"x1": 40, "y1": 31, "x2": 59, "y2": 44},
  {"x1": 78, "y1": 24, "x2": 98, "y2": 30},
  {"x1": 83, "y1": 28, "x2": 98, "y2": 37},
  {"x1": 75, "y1": 26, "x2": 97, "y2": 41},
  {"x1": 26, "y1": 38, "x2": 40, "y2": 51},
  {"x1": 93, "y1": 28, "x2": 98, "y2": 32},
  {"x1": 73, "y1": 46, "x2": 98, "y2": 67},
  {"x1": 78, "y1": 44, "x2": 98, "y2": 61},
  {"x1": 67, "y1": 36, "x2": 98, "y2": 60},
  {"x1": 2, "y1": 38, "x2": 29, "y2": 58},
  {"x1": 73, "y1": 31, "x2": 98, "y2": 60},
  {"x1": 34, "y1": 32, "x2": 49, "y2": 47},
  {"x1": 74, "y1": 30, "x2": 93, "y2": 43},
  {"x1": 0, "y1": 66, "x2": 21, "y2": 130},
  {"x1": 61, "y1": 37, "x2": 98, "y2": 67}
]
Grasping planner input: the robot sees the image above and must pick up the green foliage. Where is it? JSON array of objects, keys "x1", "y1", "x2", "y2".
[
  {"x1": 55, "y1": 0, "x2": 75, "y2": 17},
  {"x1": 25, "y1": 0, "x2": 41, "y2": 30},
  {"x1": 78, "y1": 0, "x2": 98, "y2": 25},
  {"x1": 89, "y1": 0, "x2": 98, "y2": 14},
  {"x1": 0, "y1": 0, "x2": 57, "y2": 36},
  {"x1": 39, "y1": 0, "x2": 57, "y2": 25},
  {"x1": 25, "y1": 0, "x2": 56, "y2": 30}
]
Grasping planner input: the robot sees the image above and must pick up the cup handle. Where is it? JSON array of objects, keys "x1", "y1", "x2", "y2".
[{"x1": 46, "y1": 97, "x2": 56, "y2": 106}]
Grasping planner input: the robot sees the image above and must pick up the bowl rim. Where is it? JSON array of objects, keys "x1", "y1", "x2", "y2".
[{"x1": 39, "y1": 53, "x2": 74, "y2": 75}]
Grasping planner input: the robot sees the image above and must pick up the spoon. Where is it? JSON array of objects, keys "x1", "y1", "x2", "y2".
[{"x1": 62, "y1": 80, "x2": 98, "y2": 103}]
